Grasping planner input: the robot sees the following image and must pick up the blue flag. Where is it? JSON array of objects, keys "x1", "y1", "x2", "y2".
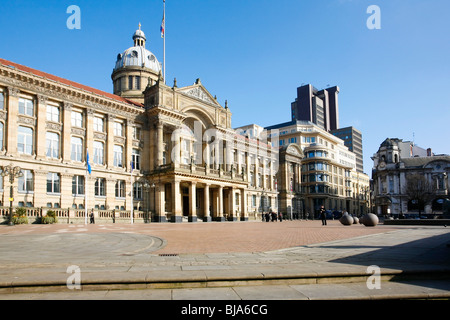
[
  {"x1": 130, "y1": 160, "x2": 134, "y2": 173},
  {"x1": 86, "y1": 150, "x2": 92, "y2": 174}
]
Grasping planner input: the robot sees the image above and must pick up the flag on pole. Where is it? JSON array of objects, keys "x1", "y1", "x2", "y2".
[
  {"x1": 86, "y1": 150, "x2": 92, "y2": 174},
  {"x1": 130, "y1": 160, "x2": 134, "y2": 173},
  {"x1": 160, "y1": 2, "x2": 165, "y2": 39}
]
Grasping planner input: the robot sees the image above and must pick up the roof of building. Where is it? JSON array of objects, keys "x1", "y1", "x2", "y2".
[
  {"x1": 114, "y1": 46, "x2": 161, "y2": 73},
  {"x1": 402, "y1": 155, "x2": 450, "y2": 168},
  {"x1": 264, "y1": 119, "x2": 316, "y2": 130},
  {"x1": 0, "y1": 58, "x2": 143, "y2": 107},
  {"x1": 114, "y1": 28, "x2": 161, "y2": 74}
]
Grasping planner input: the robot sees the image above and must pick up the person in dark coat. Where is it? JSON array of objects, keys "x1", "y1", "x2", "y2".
[
  {"x1": 271, "y1": 211, "x2": 277, "y2": 222},
  {"x1": 319, "y1": 206, "x2": 327, "y2": 226}
]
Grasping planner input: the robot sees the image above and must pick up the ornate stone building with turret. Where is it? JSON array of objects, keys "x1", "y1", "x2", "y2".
[
  {"x1": 0, "y1": 26, "x2": 279, "y2": 223},
  {"x1": 371, "y1": 138, "x2": 449, "y2": 217}
]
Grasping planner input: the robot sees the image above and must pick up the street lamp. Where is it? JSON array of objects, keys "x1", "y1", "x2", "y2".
[
  {"x1": 1, "y1": 165, "x2": 23, "y2": 226},
  {"x1": 143, "y1": 180, "x2": 156, "y2": 223}
]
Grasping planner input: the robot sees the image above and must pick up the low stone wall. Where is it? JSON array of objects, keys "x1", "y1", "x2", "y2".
[{"x1": 383, "y1": 219, "x2": 450, "y2": 226}]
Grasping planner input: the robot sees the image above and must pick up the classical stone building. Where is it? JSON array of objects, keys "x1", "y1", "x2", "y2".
[
  {"x1": 371, "y1": 138, "x2": 450, "y2": 217},
  {"x1": 265, "y1": 120, "x2": 370, "y2": 218},
  {"x1": 0, "y1": 27, "x2": 278, "y2": 223}
]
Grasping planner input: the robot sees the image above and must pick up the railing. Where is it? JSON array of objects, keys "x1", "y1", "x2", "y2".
[{"x1": 0, "y1": 206, "x2": 147, "y2": 224}]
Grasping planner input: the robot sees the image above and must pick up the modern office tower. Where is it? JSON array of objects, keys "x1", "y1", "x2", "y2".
[
  {"x1": 331, "y1": 126, "x2": 364, "y2": 173},
  {"x1": 291, "y1": 84, "x2": 339, "y2": 132}
]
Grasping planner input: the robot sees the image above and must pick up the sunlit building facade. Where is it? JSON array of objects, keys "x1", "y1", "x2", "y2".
[{"x1": 0, "y1": 27, "x2": 279, "y2": 223}]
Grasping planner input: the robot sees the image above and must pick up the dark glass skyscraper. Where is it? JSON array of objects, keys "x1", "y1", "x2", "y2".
[{"x1": 291, "y1": 84, "x2": 339, "y2": 132}]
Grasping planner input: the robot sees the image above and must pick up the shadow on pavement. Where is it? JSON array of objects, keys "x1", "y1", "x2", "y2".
[{"x1": 327, "y1": 232, "x2": 450, "y2": 291}]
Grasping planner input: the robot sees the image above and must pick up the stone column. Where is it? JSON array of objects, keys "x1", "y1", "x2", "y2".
[
  {"x1": 61, "y1": 102, "x2": 72, "y2": 162},
  {"x1": 6, "y1": 87, "x2": 19, "y2": 156},
  {"x1": 216, "y1": 185, "x2": 224, "y2": 221},
  {"x1": 262, "y1": 158, "x2": 267, "y2": 189},
  {"x1": 155, "y1": 184, "x2": 167, "y2": 222},
  {"x1": 85, "y1": 108, "x2": 94, "y2": 165},
  {"x1": 126, "y1": 119, "x2": 134, "y2": 172},
  {"x1": 203, "y1": 183, "x2": 211, "y2": 222},
  {"x1": 106, "y1": 114, "x2": 115, "y2": 169},
  {"x1": 171, "y1": 180, "x2": 182, "y2": 222},
  {"x1": 229, "y1": 187, "x2": 236, "y2": 221},
  {"x1": 33, "y1": 171, "x2": 47, "y2": 208},
  {"x1": 204, "y1": 141, "x2": 210, "y2": 173},
  {"x1": 189, "y1": 181, "x2": 197, "y2": 222},
  {"x1": 156, "y1": 122, "x2": 164, "y2": 167},
  {"x1": 240, "y1": 189, "x2": 248, "y2": 221},
  {"x1": 35, "y1": 95, "x2": 47, "y2": 159}
]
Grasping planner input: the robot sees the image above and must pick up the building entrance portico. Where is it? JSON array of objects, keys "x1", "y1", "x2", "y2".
[
  {"x1": 150, "y1": 176, "x2": 249, "y2": 223},
  {"x1": 142, "y1": 75, "x2": 278, "y2": 224}
]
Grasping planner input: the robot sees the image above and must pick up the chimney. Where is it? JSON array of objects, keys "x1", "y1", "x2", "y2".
[{"x1": 427, "y1": 148, "x2": 432, "y2": 157}]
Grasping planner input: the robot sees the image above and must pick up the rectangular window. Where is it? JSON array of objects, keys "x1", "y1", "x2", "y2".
[
  {"x1": 389, "y1": 177, "x2": 395, "y2": 193},
  {"x1": 128, "y1": 76, "x2": 133, "y2": 90},
  {"x1": 93, "y1": 141, "x2": 104, "y2": 165},
  {"x1": 18, "y1": 126, "x2": 33, "y2": 155},
  {"x1": 71, "y1": 136, "x2": 83, "y2": 161},
  {"x1": 131, "y1": 149, "x2": 140, "y2": 170},
  {"x1": 114, "y1": 122, "x2": 123, "y2": 136},
  {"x1": 115, "y1": 180, "x2": 126, "y2": 198},
  {"x1": 71, "y1": 111, "x2": 83, "y2": 127},
  {"x1": 135, "y1": 76, "x2": 141, "y2": 90},
  {"x1": 19, "y1": 98, "x2": 34, "y2": 116},
  {"x1": 133, "y1": 182, "x2": 142, "y2": 199},
  {"x1": 133, "y1": 126, "x2": 141, "y2": 140},
  {"x1": 93, "y1": 116, "x2": 104, "y2": 132},
  {"x1": 113, "y1": 145, "x2": 123, "y2": 167},
  {"x1": 47, "y1": 172, "x2": 60, "y2": 194},
  {"x1": 18, "y1": 170, "x2": 34, "y2": 193},
  {"x1": 95, "y1": 178, "x2": 106, "y2": 196},
  {"x1": 72, "y1": 175, "x2": 85, "y2": 195},
  {"x1": 0, "y1": 92, "x2": 4, "y2": 110},
  {"x1": 46, "y1": 105, "x2": 60, "y2": 122},
  {"x1": 46, "y1": 132, "x2": 60, "y2": 158}
]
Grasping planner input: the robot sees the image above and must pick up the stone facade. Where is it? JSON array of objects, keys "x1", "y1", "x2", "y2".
[
  {"x1": 266, "y1": 120, "x2": 370, "y2": 218},
  {"x1": 0, "y1": 28, "x2": 279, "y2": 223},
  {"x1": 371, "y1": 138, "x2": 450, "y2": 217}
]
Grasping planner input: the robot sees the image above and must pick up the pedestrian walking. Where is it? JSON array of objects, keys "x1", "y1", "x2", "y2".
[
  {"x1": 320, "y1": 206, "x2": 327, "y2": 226},
  {"x1": 89, "y1": 210, "x2": 95, "y2": 224},
  {"x1": 271, "y1": 211, "x2": 277, "y2": 222},
  {"x1": 278, "y1": 212, "x2": 283, "y2": 222}
]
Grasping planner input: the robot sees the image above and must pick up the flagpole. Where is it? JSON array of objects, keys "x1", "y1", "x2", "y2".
[
  {"x1": 163, "y1": 0, "x2": 166, "y2": 84},
  {"x1": 85, "y1": 148, "x2": 88, "y2": 225}
]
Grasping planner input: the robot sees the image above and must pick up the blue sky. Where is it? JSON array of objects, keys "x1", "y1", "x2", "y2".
[{"x1": 1, "y1": 0, "x2": 449, "y2": 174}]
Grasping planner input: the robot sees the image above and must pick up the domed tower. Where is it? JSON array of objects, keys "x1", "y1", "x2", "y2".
[{"x1": 112, "y1": 24, "x2": 162, "y2": 104}]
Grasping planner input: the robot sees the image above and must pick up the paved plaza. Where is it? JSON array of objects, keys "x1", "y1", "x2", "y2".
[{"x1": 0, "y1": 220, "x2": 449, "y2": 300}]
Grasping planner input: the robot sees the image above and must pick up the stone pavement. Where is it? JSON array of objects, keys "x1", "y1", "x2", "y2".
[{"x1": 0, "y1": 220, "x2": 449, "y2": 300}]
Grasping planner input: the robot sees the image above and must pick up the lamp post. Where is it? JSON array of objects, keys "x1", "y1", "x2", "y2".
[
  {"x1": 1, "y1": 165, "x2": 23, "y2": 226},
  {"x1": 143, "y1": 180, "x2": 156, "y2": 223},
  {"x1": 143, "y1": 180, "x2": 150, "y2": 223}
]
